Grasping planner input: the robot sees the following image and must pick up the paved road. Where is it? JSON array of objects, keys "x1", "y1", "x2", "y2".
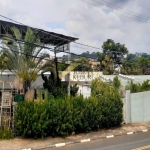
[{"x1": 44, "y1": 131, "x2": 150, "y2": 150}]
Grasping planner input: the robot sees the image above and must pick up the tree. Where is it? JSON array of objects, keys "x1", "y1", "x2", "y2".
[
  {"x1": 101, "y1": 55, "x2": 114, "y2": 74},
  {"x1": 58, "y1": 63, "x2": 68, "y2": 71},
  {"x1": 91, "y1": 78, "x2": 121, "y2": 99},
  {"x1": 138, "y1": 57, "x2": 150, "y2": 74},
  {"x1": 102, "y1": 39, "x2": 128, "y2": 64},
  {"x1": 70, "y1": 83, "x2": 79, "y2": 96},
  {"x1": 1, "y1": 27, "x2": 49, "y2": 93},
  {"x1": 102, "y1": 39, "x2": 128, "y2": 55},
  {"x1": 41, "y1": 71, "x2": 66, "y2": 98},
  {"x1": 41, "y1": 60, "x2": 68, "y2": 98},
  {"x1": 97, "y1": 52, "x2": 106, "y2": 70},
  {"x1": 121, "y1": 60, "x2": 141, "y2": 75},
  {"x1": 126, "y1": 53, "x2": 136, "y2": 61},
  {"x1": 0, "y1": 52, "x2": 8, "y2": 71},
  {"x1": 112, "y1": 76, "x2": 121, "y2": 89},
  {"x1": 72, "y1": 57, "x2": 92, "y2": 71}
]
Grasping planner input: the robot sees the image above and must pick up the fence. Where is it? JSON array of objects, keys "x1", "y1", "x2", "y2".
[{"x1": 124, "y1": 90, "x2": 150, "y2": 123}]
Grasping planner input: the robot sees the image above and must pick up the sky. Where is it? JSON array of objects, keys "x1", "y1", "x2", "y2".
[{"x1": 0, "y1": 0, "x2": 150, "y2": 56}]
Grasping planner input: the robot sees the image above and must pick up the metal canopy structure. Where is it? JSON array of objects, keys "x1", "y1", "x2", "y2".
[
  {"x1": 0, "y1": 20, "x2": 78, "y2": 48},
  {"x1": 0, "y1": 20, "x2": 75, "y2": 95}
]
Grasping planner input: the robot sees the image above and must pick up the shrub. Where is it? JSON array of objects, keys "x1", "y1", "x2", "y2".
[
  {"x1": 99, "y1": 92, "x2": 123, "y2": 128},
  {"x1": 91, "y1": 78, "x2": 123, "y2": 128},
  {"x1": 70, "y1": 84, "x2": 79, "y2": 96},
  {"x1": 14, "y1": 101, "x2": 50, "y2": 138},
  {"x1": 71, "y1": 96, "x2": 85, "y2": 133},
  {"x1": 103, "y1": 71, "x2": 109, "y2": 75},
  {"x1": 47, "y1": 97, "x2": 74, "y2": 137},
  {"x1": 0, "y1": 128, "x2": 14, "y2": 139},
  {"x1": 126, "y1": 80, "x2": 150, "y2": 93},
  {"x1": 112, "y1": 76, "x2": 121, "y2": 89},
  {"x1": 15, "y1": 94, "x2": 123, "y2": 138}
]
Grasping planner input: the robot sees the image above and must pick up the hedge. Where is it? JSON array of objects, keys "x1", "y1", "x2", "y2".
[{"x1": 14, "y1": 95, "x2": 123, "y2": 138}]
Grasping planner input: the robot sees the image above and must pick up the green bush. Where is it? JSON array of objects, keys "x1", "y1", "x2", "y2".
[
  {"x1": 15, "y1": 101, "x2": 49, "y2": 138},
  {"x1": 70, "y1": 84, "x2": 79, "y2": 96},
  {"x1": 91, "y1": 78, "x2": 123, "y2": 128},
  {"x1": 15, "y1": 94, "x2": 123, "y2": 138},
  {"x1": 47, "y1": 97, "x2": 74, "y2": 137},
  {"x1": 126, "y1": 80, "x2": 150, "y2": 93},
  {"x1": 0, "y1": 128, "x2": 14, "y2": 139},
  {"x1": 113, "y1": 76, "x2": 121, "y2": 89}
]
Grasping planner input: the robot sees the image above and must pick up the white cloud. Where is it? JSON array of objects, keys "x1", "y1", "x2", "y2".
[{"x1": 0, "y1": 0, "x2": 150, "y2": 55}]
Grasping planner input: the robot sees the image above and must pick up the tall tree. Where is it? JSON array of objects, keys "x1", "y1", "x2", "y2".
[
  {"x1": 126, "y1": 53, "x2": 136, "y2": 61},
  {"x1": 102, "y1": 39, "x2": 128, "y2": 55},
  {"x1": 97, "y1": 52, "x2": 106, "y2": 70},
  {"x1": 72, "y1": 57, "x2": 92, "y2": 71},
  {"x1": 101, "y1": 55, "x2": 114, "y2": 74},
  {"x1": 1, "y1": 27, "x2": 49, "y2": 93}
]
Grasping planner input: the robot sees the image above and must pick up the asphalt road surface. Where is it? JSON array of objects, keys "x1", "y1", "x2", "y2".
[{"x1": 44, "y1": 131, "x2": 150, "y2": 150}]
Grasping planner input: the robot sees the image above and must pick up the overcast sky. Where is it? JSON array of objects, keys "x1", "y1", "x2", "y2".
[{"x1": 0, "y1": 0, "x2": 150, "y2": 56}]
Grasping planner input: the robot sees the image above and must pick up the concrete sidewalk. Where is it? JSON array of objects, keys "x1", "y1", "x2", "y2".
[{"x1": 0, "y1": 123, "x2": 150, "y2": 150}]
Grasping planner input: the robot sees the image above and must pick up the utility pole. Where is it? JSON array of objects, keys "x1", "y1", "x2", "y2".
[
  {"x1": 54, "y1": 49, "x2": 59, "y2": 86},
  {"x1": 67, "y1": 44, "x2": 71, "y2": 96}
]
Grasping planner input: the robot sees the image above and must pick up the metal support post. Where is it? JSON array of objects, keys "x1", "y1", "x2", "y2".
[
  {"x1": 54, "y1": 49, "x2": 59, "y2": 85},
  {"x1": 67, "y1": 44, "x2": 71, "y2": 96}
]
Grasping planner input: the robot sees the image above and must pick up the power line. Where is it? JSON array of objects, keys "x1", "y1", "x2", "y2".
[
  {"x1": 0, "y1": 45, "x2": 68, "y2": 66},
  {"x1": 0, "y1": 45, "x2": 98, "y2": 71},
  {"x1": 0, "y1": 15, "x2": 25, "y2": 26},
  {"x1": 1, "y1": 34, "x2": 95, "y2": 57},
  {"x1": 0, "y1": 45, "x2": 53, "y2": 60},
  {"x1": 82, "y1": 0, "x2": 150, "y2": 23},
  {"x1": 0, "y1": 14, "x2": 103, "y2": 50},
  {"x1": 74, "y1": 41, "x2": 103, "y2": 50},
  {"x1": 0, "y1": 40, "x2": 96, "y2": 61},
  {"x1": 92, "y1": 0, "x2": 150, "y2": 21},
  {"x1": 1, "y1": 33, "x2": 124, "y2": 61},
  {"x1": 1, "y1": 34, "x2": 53, "y2": 50}
]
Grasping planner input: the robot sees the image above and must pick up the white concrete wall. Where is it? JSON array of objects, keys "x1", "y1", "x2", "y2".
[
  {"x1": 125, "y1": 90, "x2": 150, "y2": 123},
  {"x1": 77, "y1": 84, "x2": 91, "y2": 98}
]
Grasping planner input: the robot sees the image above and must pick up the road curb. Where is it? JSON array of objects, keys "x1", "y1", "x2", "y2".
[{"x1": 31, "y1": 128, "x2": 149, "y2": 150}]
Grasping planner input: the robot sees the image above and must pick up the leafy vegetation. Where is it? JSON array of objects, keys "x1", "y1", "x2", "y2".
[
  {"x1": 72, "y1": 57, "x2": 92, "y2": 71},
  {"x1": 113, "y1": 76, "x2": 121, "y2": 89},
  {"x1": 0, "y1": 128, "x2": 14, "y2": 139},
  {"x1": 15, "y1": 91, "x2": 123, "y2": 138},
  {"x1": 138, "y1": 57, "x2": 150, "y2": 74},
  {"x1": 121, "y1": 56, "x2": 150, "y2": 75},
  {"x1": 70, "y1": 84, "x2": 79, "y2": 96},
  {"x1": 126, "y1": 80, "x2": 150, "y2": 93},
  {"x1": 41, "y1": 72, "x2": 67, "y2": 98},
  {"x1": 102, "y1": 39, "x2": 128, "y2": 55},
  {"x1": 101, "y1": 55, "x2": 114, "y2": 75},
  {"x1": 1, "y1": 27, "x2": 49, "y2": 93}
]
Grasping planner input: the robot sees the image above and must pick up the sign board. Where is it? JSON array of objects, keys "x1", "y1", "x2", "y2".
[{"x1": 61, "y1": 71, "x2": 103, "y2": 82}]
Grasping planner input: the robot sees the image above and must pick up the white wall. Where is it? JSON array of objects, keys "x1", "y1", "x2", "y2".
[
  {"x1": 77, "y1": 84, "x2": 91, "y2": 98},
  {"x1": 125, "y1": 90, "x2": 150, "y2": 123}
]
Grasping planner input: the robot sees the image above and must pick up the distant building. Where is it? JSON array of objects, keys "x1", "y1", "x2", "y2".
[
  {"x1": 50, "y1": 56, "x2": 55, "y2": 60},
  {"x1": 35, "y1": 57, "x2": 49, "y2": 67},
  {"x1": 135, "y1": 52, "x2": 148, "y2": 57},
  {"x1": 89, "y1": 61, "x2": 100, "y2": 70}
]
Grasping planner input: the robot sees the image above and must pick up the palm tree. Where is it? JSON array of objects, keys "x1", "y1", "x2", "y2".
[
  {"x1": 1, "y1": 27, "x2": 49, "y2": 93},
  {"x1": 0, "y1": 52, "x2": 8, "y2": 72}
]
